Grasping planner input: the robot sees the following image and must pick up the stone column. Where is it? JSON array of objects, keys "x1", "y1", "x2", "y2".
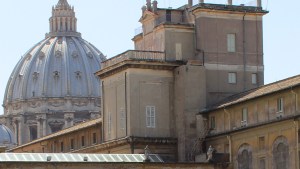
[
  {"x1": 36, "y1": 115, "x2": 47, "y2": 138},
  {"x1": 64, "y1": 113, "x2": 74, "y2": 128},
  {"x1": 12, "y1": 118, "x2": 19, "y2": 145},
  {"x1": 13, "y1": 116, "x2": 24, "y2": 145},
  {"x1": 57, "y1": 18, "x2": 61, "y2": 31}
]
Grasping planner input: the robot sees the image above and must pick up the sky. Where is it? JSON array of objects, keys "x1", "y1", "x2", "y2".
[{"x1": 0, "y1": 0, "x2": 299, "y2": 114}]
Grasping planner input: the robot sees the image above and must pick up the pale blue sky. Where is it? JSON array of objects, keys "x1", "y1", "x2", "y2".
[{"x1": 0, "y1": 0, "x2": 299, "y2": 114}]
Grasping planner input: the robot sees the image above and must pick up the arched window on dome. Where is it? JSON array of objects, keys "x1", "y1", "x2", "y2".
[{"x1": 273, "y1": 136, "x2": 289, "y2": 169}]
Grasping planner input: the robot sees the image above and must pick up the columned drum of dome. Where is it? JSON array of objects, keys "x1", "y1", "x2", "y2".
[{"x1": 2, "y1": 0, "x2": 105, "y2": 145}]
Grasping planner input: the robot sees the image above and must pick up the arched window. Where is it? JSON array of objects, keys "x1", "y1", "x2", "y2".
[
  {"x1": 273, "y1": 136, "x2": 289, "y2": 169},
  {"x1": 237, "y1": 144, "x2": 252, "y2": 169}
]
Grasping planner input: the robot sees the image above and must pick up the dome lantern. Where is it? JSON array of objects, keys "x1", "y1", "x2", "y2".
[{"x1": 47, "y1": 0, "x2": 80, "y2": 37}]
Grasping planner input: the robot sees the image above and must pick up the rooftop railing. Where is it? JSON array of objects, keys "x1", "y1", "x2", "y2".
[{"x1": 101, "y1": 50, "x2": 166, "y2": 69}]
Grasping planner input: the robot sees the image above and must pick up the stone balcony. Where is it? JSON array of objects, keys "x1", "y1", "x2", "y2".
[
  {"x1": 97, "y1": 50, "x2": 182, "y2": 78},
  {"x1": 101, "y1": 50, "x2": 166, "y2": 69}
]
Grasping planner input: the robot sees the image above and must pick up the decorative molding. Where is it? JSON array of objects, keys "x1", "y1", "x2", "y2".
[
  {"x1": 55, "y1": 50, "x2": 62, "y2": 57},
  {"x1": 26, "y1": 120, "x2": 37, "y2": 126},
  {"x1": 39, "y1": 52, "x2": 45, "y2": 59},
  {"x1": 87, "y1": 52, "x2": 93, "y2": 58},
  {"x1": 94, "y1": 99, "x2": 101, "y2": 107},
  {"x1": 53, "y1": 71, "x2": 60, "y2": 79},
  {"x1": 48, "y1": 119, "x2": 65, "y2": 127},
  {"x1": 64, "y1": 113, "x2": 74, "y2": 122},
  {"x1": 28, "y1": 101, "x2": 41, "y2": 108},
  {"x1": 36, "y1": 115, "x2": 46, "y2": 121},
  {"x1": 72, "y1": 51, "x2": 79, "y2": 58},
  {"x1": 71, "y1": 99, "x2": 88, "y2": 107},
  {"x1": 32, "y1": 72, "x2": 39, "y2": 80},
  {"x1": 48, "y1": 100, "x2": 65, "y2": 107},
  {"x1": 12, "y1": 103, "x2": 21, "y2": 110}
]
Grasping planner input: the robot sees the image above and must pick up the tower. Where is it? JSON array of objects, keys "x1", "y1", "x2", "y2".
[{"x1": 97, "y1": 0, "x2": 268, "y2": 162}]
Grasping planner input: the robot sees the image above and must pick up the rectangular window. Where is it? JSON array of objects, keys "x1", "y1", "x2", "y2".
[
  {"x1": 81, "y1": 136, "x2": 85, "y2": 147},
  {"x1": 277, "y1": 98, "x2": 284, "y2": 112},
  {"x1": 242, "y1": 108, "x2": 248, "y2": 122},
  {"x1": 259, "y1": 158, "x2": 266, "y2": 169},
  {"x1": 259, "y1": 136, "x2": 265, "y2": 150},
  {"x1": 228, "y1": 72, "x2": 237, "y2": 84},
  {"x1": 70, "y1": 139, "x2": 74, "y2": 150},
  {"x1": 146, "y1": 106, "x2": 156, "y2": 128},
  {"x1": 120, "y1": 108, "x2": 125, "y2": 130},
  {"x1": 252, "y1": 73, "x2": 257, "y2": 84},
  {"x1": 227, "y1": 34, "x2": 236, "y2": 52},
  {"x1": 60, "y1": 142, "x2": 64, "y2": 152},
  {"x1": 92, "y1": 133, "x2": 97, "y2": 144},
  {"x1": 210, "y1": 116, "x2": 216, "y2": 129}
]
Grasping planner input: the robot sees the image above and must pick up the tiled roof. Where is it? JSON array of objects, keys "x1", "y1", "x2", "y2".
[
  {"x1": 204, "y1": 74, "x2": 300, "y2": 113},
  {"x1": 10, "y1": 118, "x2": 102, "y2": 151}
]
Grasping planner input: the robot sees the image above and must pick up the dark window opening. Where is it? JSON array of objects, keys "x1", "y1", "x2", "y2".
[
  {"x1": 70, "y1": 139, "x2": 74, "y2": 150},
  {"x1": 29, "y1": 126, "x2": 37, "y2": 141},
  {"x1": 81, "y1": 136, "x2": 85, "y2": 147},
  {"x1": 60, "y1": 142, "x2": 64, "y2": 152},
  {"x1": 93, "y1": 133, "x2": 97, "y2": 144}
]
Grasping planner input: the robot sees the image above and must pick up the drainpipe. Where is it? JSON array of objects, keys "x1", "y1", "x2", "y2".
[
  {"x1": 224, "y1": 107, "x2": 232, "y2": 163},
  {"x1": 125, "y1": 72, "x2": 128, "y2": 136},
  {"x1": 291, "y1": 87, "x2": 298, "y2": 114},
  {"x1": 227, "y1": 135, "x2": 232, "y2": 163},
  {"x1": 242, "y1": 12, "x2": 247, "y2": 91},
  {"x1": 101, "y1": 81, "x2": 105, "y2": 142}
]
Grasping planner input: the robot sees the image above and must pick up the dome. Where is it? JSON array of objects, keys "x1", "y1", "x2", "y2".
[
  {"x1": 0, "y1": 124, "x2": 16, "y2": 147},
  {"x1": 4, "y1": 36, "x2": 104, "y2": 106},
  {"x1": 3, "y1": 0, "x2": 105, "y2": 114},
  {"x1": 1, "y1": 0, "x2": 105, "y2": 144}
]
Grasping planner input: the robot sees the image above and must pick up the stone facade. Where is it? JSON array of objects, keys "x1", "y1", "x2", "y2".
[
  {"x1": 201, "y1": 75, "x2": 300, "y2": 169},
  {"x1": 97, "y1": 1, "x2": 267, "y2": 162}
]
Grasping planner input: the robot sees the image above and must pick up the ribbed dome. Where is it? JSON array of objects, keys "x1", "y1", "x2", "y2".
[
  {"x1": 4, "y1": 37, "x2": 104, "y2": 105},
  {"x1": 3, "y1": 0, "x2": 105, "y2": 116},
  {"x1": 0, "y1": 124, "x2": 16, "y2": 146}
]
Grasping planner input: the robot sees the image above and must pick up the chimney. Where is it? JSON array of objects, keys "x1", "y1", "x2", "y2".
[
  {"x1": 153, "y1": 0, "x2": 158, "y2": 13},
  {"x1": 257, "y1": 0, "x2": 262, "y2": 7},
  {"x1": 188, "y1": 0, "x2": 193, "y2": 7},
  {"x1": 146, "y1": 0, "x2": 152, "y2": 11},
  {"x1": 199, "y1": 0, "x2": 204, "y2": 3},
  {"x1": 228, "y1": 0, "x2": 232, "y2": 5}
]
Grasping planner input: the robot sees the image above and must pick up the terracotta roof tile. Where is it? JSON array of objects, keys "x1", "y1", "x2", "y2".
[
  {"x1": 205, "y1": 74, "x2": 300, "y2": 112},
  {"x1": 10, "y1": 118, "x2": 101, "y2": 151}
]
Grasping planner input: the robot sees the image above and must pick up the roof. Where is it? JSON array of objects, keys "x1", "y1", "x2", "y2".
[
  {"x1": 0, "y1": 153, "x2": 164, "y2": 163},
  {"x1": 191, "y1": 3, "x2": 268, "y2": 14},
  {"x1": 10, "y1": 118, "x2": 101, "y2": 151},
  {"x1": 0, "y1": 124, "x2": 16, "y2": 145},
  {"x1": 203, "y1": 74, "x2": 300, "y2": 113}
]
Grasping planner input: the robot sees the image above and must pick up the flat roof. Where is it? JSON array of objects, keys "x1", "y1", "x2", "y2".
[{"x1": 0, "y1": 153, "x2": 164, "y2": 163}]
